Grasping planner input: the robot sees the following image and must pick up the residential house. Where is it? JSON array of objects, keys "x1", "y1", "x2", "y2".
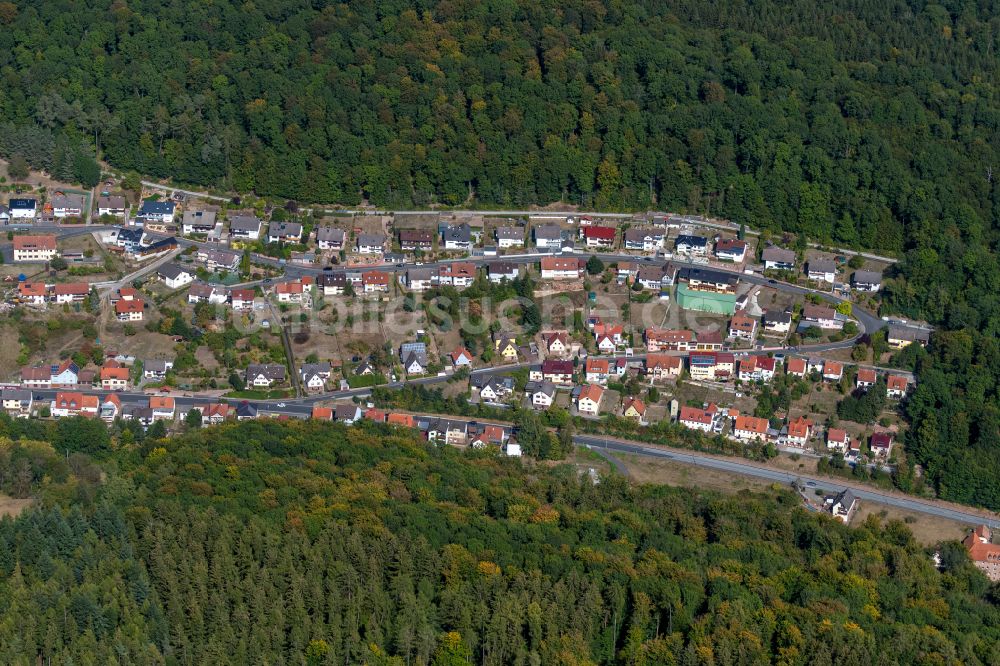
[
  {"x1": 399, "y1": 229, "x2": 434, "y2": 251},
  {"x1": 783, "y1": 416, "x2": 812, "y2": 447},
  {"x1": 675, "y1": 235, "x2": 708, "y2": 256},
  {"x1": 158, "y1": 263, "x2": 194, "y2": 289},
  {"x1": 487, "y1": 261, "x2": 519, "y2": 283},
  {"x1": 738, "y1": 356, "x2": 777, "y2": 382},
  {"x1": 387, "y1": 412, "x2": 416, "y2": 428},
  {"x1": 733, "y1": 415, "x2": 769, "y2": 442},
  {"x1": 476, "y1": 375, "x2": 515, "y2": 403},
  {"x1": 851, "y1": 270, "x2": 882, "y2": 292},
  {"x1": 230, "y1": 289, "x2": 256, "y2": 311},
  {"x1": 146, "y1": 396, "x2": 175, "y2": 421},
  {"x1": 0, "y1": 204, "x2": 8, "y2": 224},
  {"x1": 201, "y1": 403, "x2": 230, "y2": 424},
  {"x1": 245, "y1": 364, "x2": 286, "y2": 388},
  {"x1": 133, "y1": 237, "x2": 177, "y2": 260},
  {"x1": 540, "y1": 256, "x2": 582, "y2": 280},
  {"x1": 576, "y1": 384, "x2": 604, "y2": 416},
  {"x1": 582, "y1": 225, "x2": 616, "y2": 248},
  {"x1": 267, "y1": 222, "x2": 303, "y2": 244},
  {"x1": 115, "y1": 299, "x2": 144, "y2": 321},
  {"x1": 99, "y1": 394, "x2": 120, "y2": 422},
  {"x1": 762, "y1": 246, "x2": 796, "y2": 271},
  {"x1": 646, "y1": 354, "x2": 683, "y2": 382},
  {"x1": 50, "y1": 392, "x2": 99, "y2": 418},
  {"x1": 50, "y1": 360, "x2": 79, "y2": 387},
  {"x1": 137, "y1": 200, "x2": 176, "y2": 225},
  {"x1": 623, "y1": 227, "x2": 663, "y2": 252},
  {"x1": 715, "y1": 239, "x2": 748, "y2": 263},
  {"x1": 622, "y1": 397, "x2": 646, "y2": 422},
  {"x1": 311, "y1": 406, "x2": 334, "y2": 421},
  {"x1": 114, "y1": 228, "x2": 144, "y2": 252},
  {"x1": 400, "y1": 341, "x2": 429, "y2": 375},
  {"x1": 596, "y1": 334, "x2": 616, "y2": 354},
  {"x1": 694, "y1": 331, "x2": 724, "y2": 351},
  {"x1": 636, "y1": 266, "x2": 671, "y2": 291},
  {"x1": 187, "y1": 282, "x2": 228, "y2": 305},
  {"x1": 822, "y1": 361, "x2": 844, "y2": 382},
  {"x1": 228, "y1": 215, "x2": 263, "y2": 240},
  {"x1": 786, "y1": 357, "x2": 807, "y2": 377},
  {"x1": 404, "y1": 267, "x2": 434, "y2": 291},
  {"x1": 962, "y1": 525, "x2": 1000, "y2": 582},
  {"x1": 334, "y1": 404, "x2": 362, "y2": 425},
  {"x1": 824, "y1": 489, "x2": 858, "y2": 524},
  {"x1": 870, "y1": 432, "x2": 893, "y2": 459},
  {"x1": 20, "y1": 366, "x2": 51, "y2": 388},
  {"x1": 762, "y1": 310, "x2": 792, "y2": 335},
  {"x1": 594, "y1": 323, "x2": 625, "y2": 344},
  {"x1": 51, "y1": 193, "x2": 86, "y2": 219},
  {"x1": 617, "y1": 262, "x2": 640, "y2": 281},
  {"x1": 442, "y1": 224, "x2": 472, "y2": 251},
  {"x1": 436, "y1": 262, "x2": 476, "y2": 288},
  {"x1": 541, "y1": 330, "x2": 570, "y2": 357},
  {"x1": 314, "y1": 273, "x2": 345, "y2": 296},
  {"x1": 585, "y1": 358, "x2": 610, "y2": 384},
  {"x1": 426, "y1": 418, "x2": 468, "y2": 445},
  {"x1": 806, "y1": 259, "x2": 837, "y2": 283},
  {"x1": 887, "y1": 375, "x2": 909, "y2": 399},
  {"x1": 13, "y1": 235, "x2": 57, "y2": 262},
  {"x1": 533, "y1": 224, "x2": 563, "y2": 249},
  {"x1": 806, "y1": 358, "x2": 825, "y2": 375},
  {"x1": 362, "y1": 271, "x2": 390, "y2": 293},
  {"x1": 143, "y1": 359, "x2": 174, "y2": 380},
  {"x1": 679, "y1": 404, "x2": 717, "y2": 432},
  {"x1": 316, "y1": 226, "x2": 346, "y2": 250},
  {"x1": 1, "y1": 389, "x2": 33, "y2": 416},
  {"x1": 450, "y1": 348, "x2": 473, "y2": 367},
  {"x1": 495, "y1": 226, "x2": 524, "y2": 248},
  {"x1": 182, "y1": 209, "x2": 218, "y2": 235},
  {"x1": 469, "y1": 424, "x2": 507, "y2": 449},
  {"x1": 300, "y1": 362, "x2": 332, "y2": 392},
  {"x1": 800, "y1": 304, "x2": 844, "y2": 330},
  {"x1": 827, "y1": 428, "x2": 850, "y2": 453},
  {"x1": 52, "y1": 283, "x2": 90, "y2": 304},
  {"x1": 531, "y1": 382, "x2": 556, "y2": 409},
  {"x1": 17, "y1": 281, "x2": 48, "y2": 305},
  {"x1": 100, "y1": 362, "x2": 130, "y2": 391},
  {"x1": 8, "y1": 198, "x2": 37, "y2": 220},
  {"x1": 856, "y1": 368, "x2": 877, "y2": 390},
  {"x1": 539, "y1": 359, "x2": 574, "y2": 385},
  {"x1": 728, "y1": 311, "x2": 757, "y2": 340},
  {"x1": 887, "y1": 326, "x2": 930, "y2": 349},
  {"x1": 356, "y1": 233, "x2": 386, "y2": 254},
  {"x1": 493, "y1": 334, "x2": 519, "y2": 362},
  {"x1": 677, "y1": 267, "x2": 739, "y2": 294},
  {"x1": 235, "y1": 401, "x2": 258, "y2": 420},
  {"x1": 645, "y1": 328, "x2": 694, "y2": 352},
  {"x1": 197, "y1": 247, "x2": 240, "y2": 272},
  {"x1": 97, "y1": 195, "x2": 128, "y2": 218}
]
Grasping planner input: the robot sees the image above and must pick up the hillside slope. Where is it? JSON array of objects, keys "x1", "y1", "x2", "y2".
[{"x1": 0, "y1": 420, "x2": 996, "y2": 664}]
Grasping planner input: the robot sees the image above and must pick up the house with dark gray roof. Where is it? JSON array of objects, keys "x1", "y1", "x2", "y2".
[
  {"x1": 229, "y1": 215, "x2": 263, "y2": 240},
  {"x1": 442, "y1": 224, "x2": 472, "y2": 251},
  {"x1": 495, "y1": 226, "x2": 524, "y2": 248},
  {"x1": 762, "y1": 246, "x2": 797, "y2": 271},
  {"x1": 316, "y1": 226, "x2": 346, "y2": 250},
  {"x1": 356, "y1": 233, "x2": 386, "y2": 254},
  {"x1": 533, "y1": 224, "x2": 563, "y2": 249},
  {"x1": 851, "y1": 270, "x2": 882, "y2": 292},
  {"x1": 245, "y1": 363, "x2": 287, "y2": 388}
]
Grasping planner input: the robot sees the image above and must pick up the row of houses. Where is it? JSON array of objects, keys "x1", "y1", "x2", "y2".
[
  {"x1": 761, "y1": 246, "x2": 884, "y2": 290},
  {"x1": 14, "y1": 281, "x2": 91, "y2": 306}
]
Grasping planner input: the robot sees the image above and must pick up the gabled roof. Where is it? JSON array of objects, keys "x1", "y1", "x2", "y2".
[
  {"x1": 13, "y1": 234, "x2": 57, "y2": 250},
  {"x1": 541, "y1": 359, "x2": 574, "y2": 374},
  {"x1": 623, "y1": 397, "x2": 646, "y2": 415},
  {"x1": 734, "y1": 415, "x2": 768, "y2": 434},
  {"x1": 585, "y1": 357, "x2": 610, "y2": 373},
  {"x1": 149, "y1": 396, "x2": 175, "y2": 410},
  {"x1": 808, "y1": 259, "x2": 837, "y2": 273},
  {"x1": 577, "y1": 384, "x2": 605, "y2": 404},
  {"x1": 138, "y1": 200, "x2": 175, "y2": 215},
  {"x1": 887, "y1": 375, "x2": 909, "y2": 392},
  {"x1": 852, "y1": 269, "x2": 882, "y2": 284},
  {"x1": 533, "y1": 224, "x2": 562, "y2": 240},
  {"x1": 158, "y1": 263, "x2": 190, "y2": 280},
  {"x1": 857, "y1": 368, "x2": 877, "y2": 383},
  {"x1": 583, "y1": 226, "x2": 616, "y2": 240},
  {"x1": 715, "y1": 238, "x2": 747, "y2": 253},
  {"x1": 761, "y1": 246, "x2": 796, "y2": 263},
  {"x1": 679, "y1": 405, "x2": 714, "y2": 425}
]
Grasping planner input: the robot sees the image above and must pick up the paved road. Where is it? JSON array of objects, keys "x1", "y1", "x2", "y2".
[{"x1": 575, "y1": 435, "x2": 998, "y2": 528}]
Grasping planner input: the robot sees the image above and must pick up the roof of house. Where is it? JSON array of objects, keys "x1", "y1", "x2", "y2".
[
  {"x1": 51, "y1": 193, "x2": 86, "y2": 209},
  {"x1": 149, "y1": 396, "x2": 175, "y2": 410},
  {"x1": 183, "y1": 209, "x2": 217, "y2": 225},
  {"x1": 540, "y1": 256, "x2": 581, "y2": 271},
  {"x1": 808, "y1": 259, "x2": 837, "y2": 273},
  {"x1": 451, "y1": 347, "x2": 472, "y2": 363},
  {"x1": 115, "y1": 299, "x2": 144, "y2": 314},
  {"x1": 20, "y1": 366, "x2": 50, "y2": 381},
  {"x1": 675, "y1": 234, "x2": 708, "y2": 247},
  {"x1": 203, "y1": 403, "x2": 230, "y2": 418},
  {"x1": 827, "y1": 427, "x2": 849, "y2": 442},
  {"x1": 623, "y1": 227, "x2": 661, "y2": 242},
  {"x1": 231, "y1": 288, "x2": 256, "y2": 301},
  {"x1": 888, "y1": 326, "x2": 930, "y2": 343},
  {"x1": 583, "y1": 226, "x2": 616, "y2": 240},
  {"x1": 787, "y1": 357, "x2": 807, "y2": 374},
  {"x1": 802, "y1": 304, "x2": 837, "y2": 320},
  {"x1": 334, "y1": 404, "x2": 360, "y2": 420},
  {"x1": 138, "y1": 200, "x2": 175, "y2": 215},
  {"x1": 586, "y1": 358, "x2": 610, "y2": 373},
  {"x1": 677, "y1": 267, "x2": 738, "y2": 286},
  {"x1": 144, "y1": 359, "x2": 173, "y2": 373},
  {"x1": 823, "y1": 361, "x2": 844, "y2": 376},
  {"x1": 438, "y1": 262, "x2": 476, "y2": 279},
  {"x1": 787, "y1": 415, "x2": 812, "y2": 438},
  {"x1": 857, "y1": 368, "x2": 877, "y2": 383},
  {"x1": 312, "y1": 406, "x2": 334, "y2": 420},
  {"x1": 13, "y1": 234, "x2": 57, "y2": 250},
  {"x1": 533, "y1": 381, "x2": 556, "y2": 397},
  {"x1": 715, "y1": 238, "x2": 747, "y2": 253},
  {"x1": 679, "y1": 405, "x2": 714, "y2": 425},
  {"x1": 357, "y1": 233, "x2": 386, "y2": 246},
  {"x1": 730, "y1": 311, "x2": 756, "y2": 332},
  {"x1": 8, "y1": 198, "x2": 36, "y2": 209},
  {"x1": 97, "y1": 195, "x2": 127, "y2": 209},
  {"x1": 762, "y1": 246, "x2": 796, "y2": 263},
  {"x1": 487, "y1": 261, "x2": 518, "y2": 275},
  {"x1": 268, "y1": 221, "x2": 303, "y2": 237},
  {"x1": 646, "y1": 354, "x2": 683, "y2": 370},
  {"x1": 734, "y1": 415, "x2": 769, "y2": 434},
  {"x1": 578, "y1": 384, "x2": 605, "y2": 404},
  {"x1": 246, "y1": 364, "x2": 286, "y2": 380},
  {"x1": 534, "y1": 224, "x2": 562, "y2": 240},
  {"x1": 158, "y1": 263, "x2": 190, "y2": 280},
  {"x1": 623, "y1": 397, "x2": 646, "y2": 415},
  {"x1": 443, "y1": 224, "x2": 472, "y2": 242},
  {"x1": 541, "y1": 359, "x2": 574, "y2": 374},
  {"x1": 53, "y1": 282, "x2": 90, "y2": 296},
  {"x1": 362, "y1": 270, "x2": 390, "y2": 285},
  {"x1": 495, "y1": 226, "x2": 524, "y2": 240},
  {"x1": 18, "y1": 282, "x2": 47, "y2": 297},
  {"x1": 100, "y1": 366, "x2": 129, "y2": 380},
  {"x1": 316, "y1": 226, "x2": 346, "y2": 242},
  {"x1": 870, "y1": 432, "x2": 893, "y2": 447},
  {"x1": 229, "y1": 215, "x2": 262, "y2": 231},
  {"x1": 887, "y1": 375, "x2": 909, "y2": 391},
  {"x1": 852, "y1": 269, "x2": 882, "y2": 284},
  {"x1": 764, "y1": 309, "x2": 792, "y2": 324},
  {"x1": 387, "y1": 412, "x2": 416, "y2": 427},
  {"x1": 645, "y1": 328, "x2": 693, "y2": 343}
]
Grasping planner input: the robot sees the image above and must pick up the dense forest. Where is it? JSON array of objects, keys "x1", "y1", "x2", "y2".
[{"x1": 0, "y1": 419, "x2": 998, "y2": 665}]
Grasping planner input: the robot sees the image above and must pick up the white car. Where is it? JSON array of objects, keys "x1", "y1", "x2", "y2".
[{"x1": 276, "y1": 402, "x2": 286, "y2": 408}]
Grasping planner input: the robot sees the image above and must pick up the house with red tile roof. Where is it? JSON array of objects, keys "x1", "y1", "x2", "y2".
[
  {"x1": 733, "y1": 415, "x2": 769, "y2": 442},
  {"x1": 17, "y1": 281, "x2": 48, "y2": 305},
  {"x1": 886, "y1": 375, "x2": 909, "y2": 399},
  {"x1": 387, "y1": 413, "x2": 416, "y2": 428},
  {"x1": 822, "y1": 361, "x2": 844, "y2": 381},
  {"x1": 622, "y1": 397, "x2": 646, "y2": 422},
  {"x1": 115, "y1": 299, "x2": 144, "y2": 321},
  {"x1": 786, "y1": 357, "x2": 807, "y2": 377},
  {"x1": 645, "y1": 354, "x2": 683, "y2": 381},
  {"x1": 50, "y1": 392, "x2": 99, "y2": 418},
  {"x1": 679, "y1": 404, "x2": 718, "y2": 432},
  {"x1": 856, "y1": 368, "x2": 877, "y2": 389},
  {"x1": 585, "y1": 357, "x2": 610, "y2": 384},
  {"x1": 582, "y1": 225, "x2": 616, "y2": 248},
  {"x1": 826, "y1": 428, "x2": 850, "y2": 452},
  {"x1": 311, "y1": 406, "x2": 334, "y2": 420},
  {"x1": 576, "y1": 384, "x2": 605, "y2": 416},
  {"x1": 644, "y1": 328, "x2": 694, "y2": 352},
  {"x1": 963, "y1": 525, "x2": 1000, "y2": 582},
  {"x1": 783, "y1": 416, "x2": 812, "y2": 446}
]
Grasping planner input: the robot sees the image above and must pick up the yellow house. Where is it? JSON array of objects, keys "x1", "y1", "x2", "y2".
[
  {"x1": 622, "y1": 397, "x2": 646, "y2": 422},
  {"x1": 495, "y1": 336, "x2": 519, "y2": 361}
]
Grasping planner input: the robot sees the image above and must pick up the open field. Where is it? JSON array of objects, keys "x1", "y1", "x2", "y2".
[{"x1": 0, "y1": 494, "x2": 34, "y2": 519}]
